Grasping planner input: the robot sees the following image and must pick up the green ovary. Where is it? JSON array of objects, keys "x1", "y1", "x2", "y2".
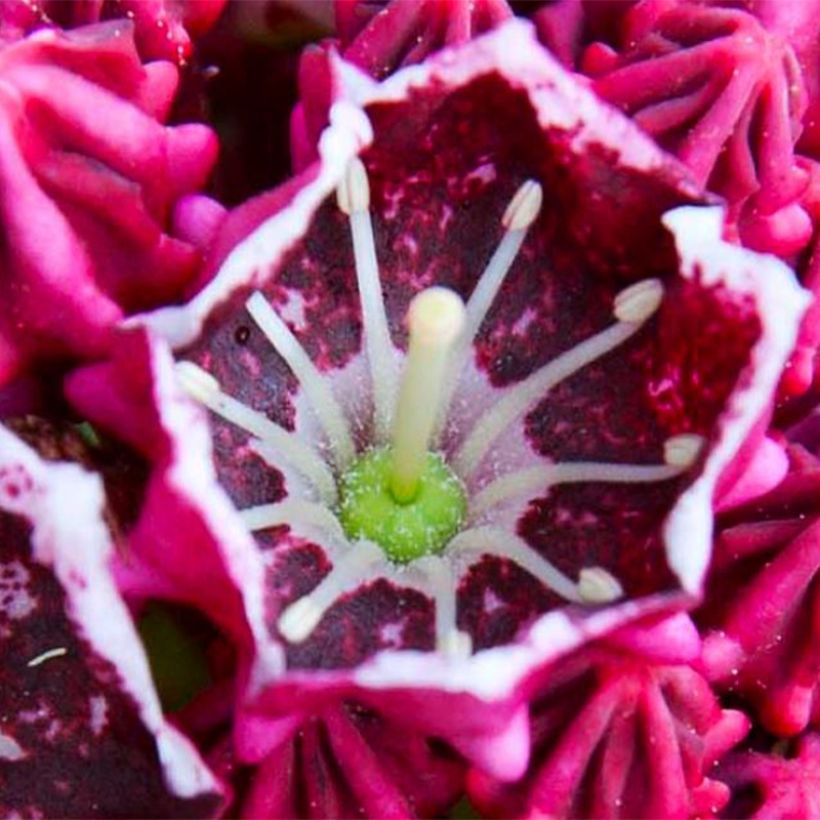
[{"x1": 339, "y1": 446, "x2": 467, "y2": 564}]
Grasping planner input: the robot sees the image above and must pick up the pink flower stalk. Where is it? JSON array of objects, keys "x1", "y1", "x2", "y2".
[
  {"x1": 716, "y1": 733, "x2": 820, "y2": 818},
  {"x1": 0, "y1": 21, "x2": 219, "y2": 386},
  {"x1": 0, "y1": 422, "x2": 224, "y2": 815},
  {"x1": 467, "y1": 614, "x2": 750, "y2": 818},
  {"x1": 0, "y1": 0, "x2": 228, "y2": 62},
  {"x1": 700, "y1": 444, "x2": 820, "y2": 737},
  {"x1": 59, "y1": 22, "x2": 809, "y2": 802}
]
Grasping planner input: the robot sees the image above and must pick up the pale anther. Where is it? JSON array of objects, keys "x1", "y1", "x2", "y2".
[
  {"x1": 337, "y1": 157, "x2": 370, "y2": 215},
  {"x1": 501, "y1": 179, "x2": 544, "y2": 231},
  {"x1": 663, "y1": 433, "x2": 706, "y2": 468},
  {"x1": 613, "y1": 278, "x2": 664, "y2": 323},
  {"x1": 175, "y1": 360, "x2": 220, "y2": 399},
  {"x1": 577, "y1": 566, "x2": 624, "y2": 604},
  {"x1": 277, "y1": 541, "x2": 383, "y2": 643}
]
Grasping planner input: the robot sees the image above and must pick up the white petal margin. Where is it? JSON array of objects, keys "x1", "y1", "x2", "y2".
[
  {"x1": 661, "y1": 206, "x2": 811, "y2": 592},
  {"x1": 144, "y1": 337, "x2": 286, "y2": 691},
  {"x1": 127, "y1": 103, "x2": 373, "y2": 349},
  {"x1": 0, "y1": 424, "x2": 219, "y2": 800}
]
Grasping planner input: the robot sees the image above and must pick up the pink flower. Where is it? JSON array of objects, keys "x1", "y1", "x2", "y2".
[
  {"x1": 467, "y1": 614, "x2": 749, "y2": 818},
  {"x1": 61, "y1": 22, "x2": 808, "y2": 805},
  {"x1": 0, "y1": 21, "x2": 219, "y2": 385},
  {"x1": 701, "y1": 444, "x2": 820, "y2": 737}
]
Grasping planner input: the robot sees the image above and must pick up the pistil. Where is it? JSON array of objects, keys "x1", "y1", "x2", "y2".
[{"x1": 389, "y1": 287, "x2": 466, "y2": 503}]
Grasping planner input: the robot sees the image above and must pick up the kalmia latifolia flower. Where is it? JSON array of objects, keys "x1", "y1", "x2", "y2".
[
  {"x1": 62, "y1": 21, "x2": 809, "y2": 798},
  {"x1": 467, "y1": 613, "x2": 750, "y2": 818},
  {"x1": 0, "y1": 423, "x2": 224, "y2": 816},
  {"x1": 0, "y1": 20, "x2": 218, "y2": 384},
  {"x1": 700, "y1": 444, "x2": 820, "y2": 737}
]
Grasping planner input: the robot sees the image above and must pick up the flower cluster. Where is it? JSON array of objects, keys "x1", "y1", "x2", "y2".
[{"x1": 0, "y1": 1, "x2": 818, "y2": 818}]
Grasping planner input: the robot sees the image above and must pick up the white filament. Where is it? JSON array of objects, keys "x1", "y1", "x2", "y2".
[
  {"x1": 175, "y1": 361, "x2": 336, "y2": 505},
  {"x1": 471, "y1": 460, "x2": 684, "y2": 516},
  {"x1": 436, "y1": 180, "x2": 543, "y2": 439},
  {"x1": 239, "y1": 499, "x2": 346, "y2": 542},
  {"x1": 277, "y1": 540, "x2": 384, "y2": 643},
  {"x1": 415, "y1": 555, "x2": 472, "y2": 658},
  {"x1": 339, "y1": 159, "x2": 397, "y2": 443},
  {"x1": 246, "y1": 291, "x2": 355, "y2": 471},
  {"x1": 452, "y1": 321, "x2": 641, "y2": 478},
  {"x1": 447, "y1": 526, "x2": 582, "y2": 603}
]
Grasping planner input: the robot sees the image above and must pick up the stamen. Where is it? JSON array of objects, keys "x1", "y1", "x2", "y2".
[
  {"x1": 175, "y1": 361, "x2": 337, "y2": 505},
  {"x1": 577, "y1": 567, "x2": 624, "y2": 604},
  {"x1": 435, "y1": 180, "x2": 543, "y2": 438},
  {"x1": 338, "y1": 158, "x2": 397, "y2": 444},
  {"x1": 447, "y1": 526, "x2": 582, "y2": 603},
  {"x1": 453, "y1": 279, "x2": 664, "y2": 478},
  {"x1": 390, "y1": 287, "x2": 466, "y2": 503},
  {"x1": 277, "y1": 540, "x2": 384, "y2": 643},
  {"x1": 246, "y1": 291, "x2": 355, "y2": 471},
  {"x1": 238, "y1": 500, "x2": 346, "y2": 542},
  {"x1": 663, "y1": 433, "x2": 706, "y2": 467},
  {"x1": 471, "y1": 434, "x2": 701, "y2": 515},
  {"x1": 415, "y1": 556, "x2": 472, "y2": 658}
]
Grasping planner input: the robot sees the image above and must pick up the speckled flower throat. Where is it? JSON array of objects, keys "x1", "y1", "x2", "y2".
[{"x1": 177, "y1": 160, "x2": 703, "y2": 659}]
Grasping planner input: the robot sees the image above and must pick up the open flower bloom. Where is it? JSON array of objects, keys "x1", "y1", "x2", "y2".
[
  {"x1": 65, "y1": 21, "x2": 809, "y2": 781},
  {"x1": 701, "y1": 444, "x2": 820, "y2": 737},
  {"x1": 0, "y1": 423, "x2": 224, "y2": 816},
  {"x1": 0, "y1": 21, "x2": 219, "y2": 385},
  {"x1": 467, "y1": 613, "x2": 750, "y2": 818}
]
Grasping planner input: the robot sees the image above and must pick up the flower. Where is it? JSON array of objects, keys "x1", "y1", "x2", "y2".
[
  {"x1": 0, "y1": 20, "x2": 219, "y2": 385},
  {"x1": 0, "y1": 422, "x2": 224, "y2": 815},
  {"x1": 700, "y1": 443, "x2": 820, "y2": 737},
  {"x1": 467, "y1": 614, "x2": 750, "y2": 818},
  {"x1": 61, "y1": 20, "x2": 808, "y2": 796}
]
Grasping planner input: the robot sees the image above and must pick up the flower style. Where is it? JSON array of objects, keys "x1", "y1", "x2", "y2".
[
  {"x1": 59, "y1": 21, "x2": 809, "y2": 797},
  {"x1": 700, "y1": 444, "x2": 820, "y2": 737},
  {"x1": 0, "y1": 423, "x2": 224, "y2": 816},
  {"x1": 467, "y1": 614, "x2": 749, "y2": 818},
  {"x1": 0, "y1": 20, "x2": 218, "y2": 385}
]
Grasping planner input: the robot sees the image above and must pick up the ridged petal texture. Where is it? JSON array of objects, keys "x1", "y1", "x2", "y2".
[{"x1": 0, "y1": 21, "x2": 218, "y2": 384}]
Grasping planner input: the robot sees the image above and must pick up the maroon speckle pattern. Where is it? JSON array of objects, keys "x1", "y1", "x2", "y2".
[
  {"x1": 0, "y1": 513, "x2": 220, "y2": 818},
  {"x1": 192, "y1": 69, "x2": 759, "y2": 669}
]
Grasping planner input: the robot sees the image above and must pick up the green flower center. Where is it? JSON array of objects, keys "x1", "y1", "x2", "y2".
[{"x1": 338, "y1": 446, "x2": 467, "y2": 564}]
